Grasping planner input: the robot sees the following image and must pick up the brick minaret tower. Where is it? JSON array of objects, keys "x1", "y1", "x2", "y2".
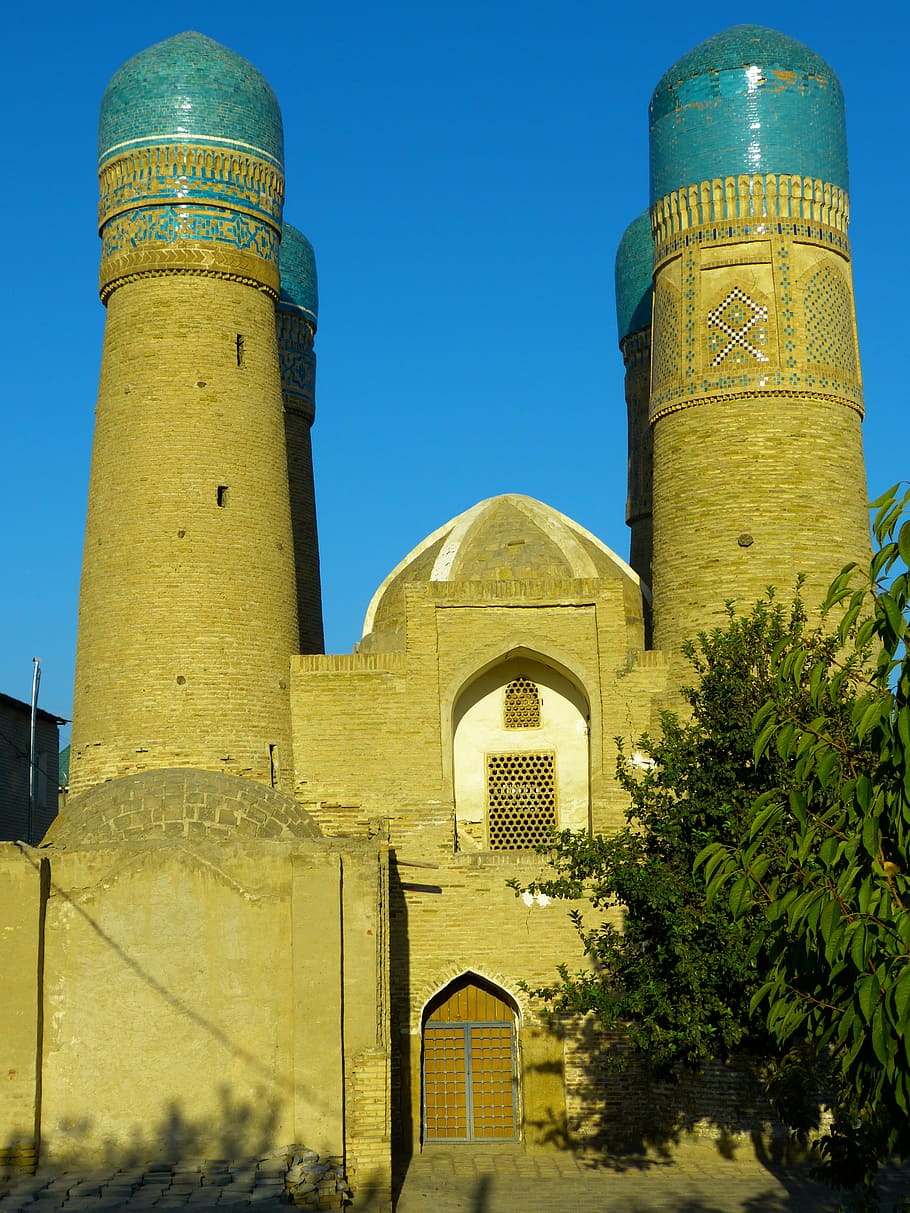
[
  {"x1": 646, "y1": 26, "x2": 870, "y2": 670},
  {"x1": 615, "y1": 211, "x2": 654, "y2": 596},
  {"x1": 70, "y1": 32, "x2": 299, "y2": 794},
  {"x1": 277, "y1": 225, "x2": 324, "y2": 655}
]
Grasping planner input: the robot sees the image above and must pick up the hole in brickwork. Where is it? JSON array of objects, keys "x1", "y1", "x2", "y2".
[
  {"x1": 487, "y1": 752, "x2": 556, "y2": 850},
  {"x1": 236, "y1": 334, "x2": 245, "y2": 367},
  {"x1": 503, "y1": 678, "x2": 541, "y2": 729},
  {"x1": 217, "y1": 486, "x2": 228, "y2": 507}
]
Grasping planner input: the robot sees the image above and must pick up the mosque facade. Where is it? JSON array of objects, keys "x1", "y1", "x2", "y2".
[{"x1": 0, "y1": 25, "x2": 870, "y2": 1210}]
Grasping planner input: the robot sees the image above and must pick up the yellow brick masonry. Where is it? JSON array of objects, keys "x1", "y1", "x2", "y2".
[
  {"x1": 651, "y1": 396, "x2": 869, "y2": 667},
  {"x1": 649, "y1": 179, "x2": 870, "y2": 683},
  {"x1": 291, "y1": 569, "x2": 667, "y2": 1153},
  {"x1": 71, "y1": 275, "x2": 298, "y2": 794}
]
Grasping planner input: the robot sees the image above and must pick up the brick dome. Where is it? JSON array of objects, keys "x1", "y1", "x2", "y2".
[
  {"x1": 44, "y1": 769, "x2": 321, "y2": 846},
  {"x1": 361, "y1": 495, "x2": 643, "y2": 647}
]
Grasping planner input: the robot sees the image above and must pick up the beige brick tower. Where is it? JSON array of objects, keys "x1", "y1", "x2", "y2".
[
  {"x1": 277, "y1": 225, "x2": 324, "y2": 654},
  {"x1": 70, "y1": 33, "x2": 298, "y2": 794},
  {"x1": 647, "y1": 26, "x2": 870, "y2": 671},
  {"x1": 615, "y1": 211, "x2": 654, "y2": 597}
]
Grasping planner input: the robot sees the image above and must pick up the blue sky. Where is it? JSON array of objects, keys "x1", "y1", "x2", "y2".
[{"x1": 3, "y1": 0, "x2": 906, "y2": 736}]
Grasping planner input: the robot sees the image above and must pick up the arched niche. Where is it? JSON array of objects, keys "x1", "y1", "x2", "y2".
[
  {"x1": 453, "y1": 657, "x2": 590, "y2": 849},
  {"x1": 422, "y1": 973, "x2": 519, "y2": 1143}
]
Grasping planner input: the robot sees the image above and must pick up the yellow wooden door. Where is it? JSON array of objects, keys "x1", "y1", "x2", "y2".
[{"x1": 423, "y1": 981, "x2": 517, "y2": 1141}]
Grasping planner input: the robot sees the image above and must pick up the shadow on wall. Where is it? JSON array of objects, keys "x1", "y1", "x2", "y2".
[
  {"x1": 4, "y1": 846, "x2": 348, "y2": 1172},
  {"x1": 7, "y1": 1087, "x2": 282, "y2": 1173},
  {"x1": 522, "y1": 1013, "x2": 802, "y2": 1170},
  {"x1": 387, "y1": 857, "x2": 413, "y2": 1200}
]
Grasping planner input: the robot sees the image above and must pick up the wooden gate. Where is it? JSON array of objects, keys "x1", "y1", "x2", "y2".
[{"x1": 422, "y1": 979, "x2": 518, "y2": 1142}]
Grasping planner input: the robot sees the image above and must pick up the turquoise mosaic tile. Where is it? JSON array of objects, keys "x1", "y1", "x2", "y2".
[
  {"x1": 99, "y1": 31, "x2": 284, "y2": 169},
  {"x1": 101, "y1": 205, "x2": 278, "y2": 264},
  {"x1": 615, "y1": 212, "x2": 653, "y2": 342},
  {"x1": 649, "y1": 25, "x2": 847, "y2": 203},
  {"x1": 278, "y1": 224, "x2": 319, "y2": 324}
]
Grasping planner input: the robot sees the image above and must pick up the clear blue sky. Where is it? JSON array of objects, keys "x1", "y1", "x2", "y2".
[{"x1": 3, "y1": 0, "x2": 906, "y2": 738}]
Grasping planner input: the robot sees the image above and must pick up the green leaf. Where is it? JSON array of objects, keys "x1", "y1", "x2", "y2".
[
  {"x1": 893, "y1": 964, "x2": 910, "y2": 1027},
  {"x1": 849, "y1": 922, "x2": 868, "y2": 972},
  {"x1": 898, "y1": 519, "x2": 910, "y2": 568},
  {"x1": 871, "y1": 1005, "x2": 892, "y2": 1067},
  {"x1": 862, "y1": 812, "x2": 880, "y2": 859},
  {"x1": 857, "y1": 973, "x2": 880, "y2": 1023},
  {"x1": 855, "y1": 773, "x2": 873, "y2": 812}
]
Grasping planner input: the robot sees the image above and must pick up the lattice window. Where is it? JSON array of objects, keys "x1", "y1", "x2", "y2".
[
  {"x1": 503, "y1": 678, "x2": 541, "y2": 729},
  {"x1": 487, "y1": 751, "x2": 556, "y2": 850}
]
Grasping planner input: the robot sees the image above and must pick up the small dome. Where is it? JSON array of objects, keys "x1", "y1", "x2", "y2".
[
  {"x1": 361, "y1": 495, "x2": 643, "y2": 646},
  {"x1": 98, "y1": 31, "x2": 284, "y2": 169},
  {"x1": 43, "y1": 768, "x2": 321, "y2": 847},
  {"x1": 649, "y1": 25, "x2": 847, "y2": 202},
  {"x1": 615, "y1": 212, "x2": 653, "y2": 343},
  {"x1": 278, "y1": 224, "x2": 319, "y2": 325}
]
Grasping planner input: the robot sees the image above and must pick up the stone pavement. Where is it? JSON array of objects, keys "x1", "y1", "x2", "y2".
[
  {"x1": 2, "y1": 1146, "x2": 909, "y2": 1212},
  {"x1": 393, "y1": 1143, "x2": 910, "y2": 1213},
  {"x1": 0, "y1": 1157, "x2": 295, "y2": 1212}
]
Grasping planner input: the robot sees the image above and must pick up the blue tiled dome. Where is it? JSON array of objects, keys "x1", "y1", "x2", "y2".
[
  {"x1": 649, "y1": 25, "x2": 847, "y2": 203},
  {"x1": 278, "y1": 225, "x2": 318, "y2": 324},
  {"x1": 98, "y1": 31, "x2": 284, "y2": 169},
  {"x1": 615, "y1": 212, "x2": 653, "y2": 342}
]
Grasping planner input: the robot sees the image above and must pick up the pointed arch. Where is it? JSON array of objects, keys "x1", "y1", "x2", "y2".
[
  {"x1": 422, "y1": 972, "x2": 519, "y2": 1143},
  {"x1": 450, "y1": 655, "x2": 591, "y2": 848}
]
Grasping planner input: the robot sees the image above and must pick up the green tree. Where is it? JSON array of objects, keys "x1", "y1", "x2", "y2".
[
  {"x1": 700, "y1": 486, "x2": 910, "y2": 1197},
  {"x1": 517, "y1": 590, "x2": 843, "y2": 1077}
]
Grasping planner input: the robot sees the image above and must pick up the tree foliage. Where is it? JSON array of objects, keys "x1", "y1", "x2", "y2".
[
  {"x1": 699, "y1": 485, "x2": 910, "y2": 1189},
  {"x1": 515, "y1": 589, "x2": 842, "y2": 1075}
]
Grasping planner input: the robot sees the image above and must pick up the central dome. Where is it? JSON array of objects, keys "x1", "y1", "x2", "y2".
[
  {"x1": 98, "y1": 31, "x2": 284, "y2": 169},
  {"x1": 360, "y1": 495, "x2": 642, "y2": 648}
]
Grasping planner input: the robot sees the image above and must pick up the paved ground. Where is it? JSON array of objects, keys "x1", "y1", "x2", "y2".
[
  {"x1": 1, "y1": 1145, "x2": 908, "y2": 1212},
  {"x1": 394, "y1": 1142, "x2": 910, "y2": 1211}
]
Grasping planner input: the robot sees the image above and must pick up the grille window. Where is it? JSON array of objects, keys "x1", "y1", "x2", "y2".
[
  {"x1": 486, "y1": 751, "x2": 556, "y2": 849},
  {"x1": 503, "y1": 678, "x2": 541, "y2": 729}
]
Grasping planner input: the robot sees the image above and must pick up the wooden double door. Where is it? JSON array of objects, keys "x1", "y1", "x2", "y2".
[{"x1": 423, "y1": 979, "x2": 518, "y2": 1142}]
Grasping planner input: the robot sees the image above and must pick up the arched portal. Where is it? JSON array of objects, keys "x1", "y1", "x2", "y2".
[
  {"x1": 422, "y1": 975, "x2": 518, "y2": 1142},
  {"x1": 453, "y1": 657, "x2": 590, "y2": 849}
]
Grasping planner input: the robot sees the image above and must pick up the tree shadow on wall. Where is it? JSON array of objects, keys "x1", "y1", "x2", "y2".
[
  {"x1": 524, "y1": 1013, "x2": 809, "y2": 1171},
  {"x1": 0, "y1": 847, "x2": 383, "y2": 1207}
]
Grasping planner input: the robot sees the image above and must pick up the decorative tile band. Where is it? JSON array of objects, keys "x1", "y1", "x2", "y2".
[
  {"x1": 101, "y1": 205, "x2": 278, "y2": 264},
  {"x1": 99, "y1": 144, "x2": 284, "y2": 229},
  {"x1": 619, "y1": 326, "x2": 650, "y2": 370},
  {"x1": 649, "y1": 229, "x2": 863, "y2": 421},
  {"x1": 651, "y1": 387, "x2": 864, "y2": 423},
  {"x1": 652, "y1": 174, "x2": 848, "y2": 257},
  {"x1": 99, "y1": 245, "x2": 281, "y2": 301},
  {"x1": 277, "y1": 311, "x2": 316, "y2": 418}
]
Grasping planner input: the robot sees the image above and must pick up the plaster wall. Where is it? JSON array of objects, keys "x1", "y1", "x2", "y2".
[{"x1": 0, "y1": 838, "x2": 390, "y2": 1201}]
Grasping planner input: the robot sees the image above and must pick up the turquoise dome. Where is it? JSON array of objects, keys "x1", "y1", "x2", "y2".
[
  {"x1": 649, "y1": 25, "x2": 847, "y2": 203},
  {"x1": 98, "y1": 31, "x2": 284, "y2": 169},
  {"x1": 278, "y1": 225, "x2": 318, "y2": 324},
  {"x1": 615, "y1": 212, "x2": 653, "y2": 342}
]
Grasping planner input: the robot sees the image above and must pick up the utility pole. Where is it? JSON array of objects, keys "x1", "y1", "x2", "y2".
[{"x1": 27, "y1": 657, "x2": 41, "y2": 845}]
